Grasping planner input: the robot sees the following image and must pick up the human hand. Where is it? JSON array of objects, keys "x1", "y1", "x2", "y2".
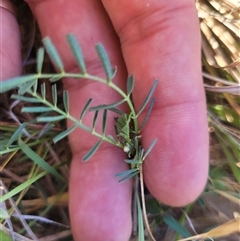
[{"x1": 1, "y1": 0, "x2": 209, "y2": 240}]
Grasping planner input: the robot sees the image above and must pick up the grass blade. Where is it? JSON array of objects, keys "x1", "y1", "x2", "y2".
[
  {"x1": 89, "y1": 99, "x2": 125, "y2": 112},
  {"x1": 0, "y1": 229, "x2": 12, "y2": 241},
  {"x1": 217, "y1": 136, "x2": 240, "y2": 182},
  {"x1": 63, "y1": 90, "x2": 69, "y2": 113},
  {"x1": 127, "y1": 75, "x2": 134, "y2": 95},
  {"x1": 137, "y1": 79, "x2": 158, "y2": 117},
  {"x1": 37, "y1": 47, "x2": 44, "y2": 74},
  {"x1": 0, "y1": 171, "x2": 47, "y2": 202},
  {"x1": 11, "y1": 95, "x2": 42, "y2": 103},
  {"x1": 102, "y1": 109, "x2": 107, "y2": 134},
  {"x1": 95, "y1": 44, "x2": 113, "y2": 83},
  {"x1": 163, "y1": 214, "x2": 191, "y2": 238},
  {"x1": 80, "y1": 98, "x2": 92, "y2": 120},
  {"x1": 137, "y1": 194, "x2": 145, "y2": 241},
  {"x1": 18, "y1": 137, "x2": 63, "y2": 180},
  {"x1": 53, "y1": 125, "x2": 77, "y2": 143},
  {"x1": 0, "y1": 75, "x2": 37, "y2": 93},
  {"x1": 143, "y1": 138, "x2": 158, "y2": 160},
  {"x1": 42, "y1": 37, "x2": 64, "y2": 72},
  {"x1": 83, "y1": 140, "x2": 102, "y2": 161},
  {"x1": 67, "y1": 34, "x2": 86, "y2": 74},
  {"x1": 22, "y1": 107, "x2": 53, "y2": 113},
  {"x1": 52, "y1": 84, "x2": 57, "y2": 106},
  {"x1": 37, "y1": 116, "x2": 66, "y2": 122},
  {"x1": 7, "y1": 123, "x2": 27, "y2": 146}
]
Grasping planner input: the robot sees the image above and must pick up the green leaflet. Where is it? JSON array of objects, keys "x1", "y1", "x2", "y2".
[
  {"x1": 41, "y1": 83, "x2": 46, "y2": 99},
  {"x1": 80, "y1": 98, "x2": 92, "y2": 120},
  {"x1": 115, "y1": 168, "x2": 139, "y2": 177},
  {"x1": 139, "y1": 98, "x2": 156, "y2": 131},
  {"x1": 11, "y1": 95, "x2": 42, "y2": 103},
  {"x1": 53, "y1": 125, "x2": 77, "y2": 143},
  {"x1": 63, "y1": 90, "x2": 69, "y2": 113},
  {"x1": 37, "y1": 47, "x2": 45, "y2": 74},
  {"x1": 52, "y1": 84, "x2": 58, "y2": 106},
  {"x1": 115, "y1": 168, "x2": 139, "y2": 182},
  {"x1": 102, "y1": 109, "x2": 107, "y2": 134},
  {"x1": 95, "y1": 44, "x2": 114, "y2": 83},
  {"x1": 42, "y1": 37, "x2": 64, "y2": 72},
  {"x1": 67, "y1": 34, "x2": 86, "y2": 74},
  {"x1": 37, "y1": 116, "x2": 66, "y2": 122},
  {"x1": 143, "y1": 138, "x2": 158, "y2": 160},
  {"x1": 83, "y1": 140, "x2": 102, "y2": 161},
  {"x1": 137, "y1": 79, "x2": 158, "y2": 117},
  {"x1": 126, "y1": 75, "x2": 134, "y2": 95},
  {"x1": 117, "y1": 171, "x2": 139, "y2": 182},
  {"x1": 89, "y1": 99, "x2": 126, "y2": 112},
  {"x1": 92, "y1": 110, "x2": 99, "y2": 130},
  {"x1": 22, "y1": 107, "x2": 53, "y2": 113}
]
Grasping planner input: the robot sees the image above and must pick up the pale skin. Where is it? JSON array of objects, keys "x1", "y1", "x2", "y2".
[{"x1": 1, "y1": 0, "x2": 209, "y2": 240}]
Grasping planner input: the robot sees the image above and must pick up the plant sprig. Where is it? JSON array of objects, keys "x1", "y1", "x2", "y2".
[
  {"x1": 1, "y1": 34, "x2": 158, "y2": 179},
  {"x1": 0, "y1": 34, "x2": 158, "y2": 240}
]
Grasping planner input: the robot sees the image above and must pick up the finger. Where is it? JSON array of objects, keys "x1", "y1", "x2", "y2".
[
  {"x1": 26, "y1": 0, "x2": 132, "y2": 240},
  {"x1": 102, "y1": 0, "x2": 209, "y2": 206},
  {"x1": 0, "y1": 6, "x2": 21, "y2": 80}
]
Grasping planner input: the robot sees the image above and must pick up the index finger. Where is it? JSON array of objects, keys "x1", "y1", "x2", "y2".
[{"x1": 102, "y1": 0, "x2": 209, "y2": 206}]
